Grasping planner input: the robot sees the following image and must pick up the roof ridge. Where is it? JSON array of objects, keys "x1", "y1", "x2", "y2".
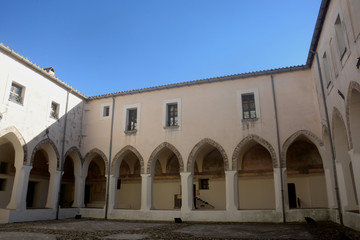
[
  {"x1": 89, "y1": 65, "x2": 308, "y2": 100},
  {"x1": 0, "y1": 43, "x2": 88, "y2": 99}
]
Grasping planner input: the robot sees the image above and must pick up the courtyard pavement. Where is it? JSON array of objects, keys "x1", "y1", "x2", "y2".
[{"x1": 0, "y1": 219, "x2": 359, "y2": 240}]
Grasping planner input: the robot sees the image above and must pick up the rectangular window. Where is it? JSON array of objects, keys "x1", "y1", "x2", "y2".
[
  {"x1": 199, "y1": 179, "x2": 209, "y2": 190},
  {"x1": 334, "y1": 14, "x2": 348, "y2": 61},
  {"x1": 103, "y1": 106, "x2": 110, "y2": 117},
  {"x1": 322, "y1": 52, "x2": 332, "y2": 88},
  {"x1": 167, "y1": 103, "x2": 178, "y2": 126},
  {"x1": 9, "y1": 82, "x2": 24, "y2": 104},
  {"x1": 242, "y1": 93, "x2": 256, "y2": 119},
  {"x1": 50, "y1": 101, "x2": 60, "y2": 119},
  {"x1": 126, "y1": 108, "x2": 137, "y2": 131}
]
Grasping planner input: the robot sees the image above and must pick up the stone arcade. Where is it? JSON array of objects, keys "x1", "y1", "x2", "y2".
[{"x1": 0, "y1": 0, "x2": 360, "y2": 231}]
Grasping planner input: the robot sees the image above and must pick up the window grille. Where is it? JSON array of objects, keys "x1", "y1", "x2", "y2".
[
  {"x1": 167, "y1": 103, "x2": 178, "y2": 126},
  {"x1": 242, "y1": 93, "x2": 256, "y2": 119}
]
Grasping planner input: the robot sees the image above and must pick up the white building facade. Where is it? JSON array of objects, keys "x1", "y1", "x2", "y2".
[{"x1": 0, "y1": 0, "x2": 359, "y2": 231}]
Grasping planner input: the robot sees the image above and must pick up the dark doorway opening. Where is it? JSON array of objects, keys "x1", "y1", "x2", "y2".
[
  {"x1": 26, "y1": 181, "x2": 36, "y2": 208},
  {"x1": 288, "y1": 183, "x2": 297, "y2": 209}
]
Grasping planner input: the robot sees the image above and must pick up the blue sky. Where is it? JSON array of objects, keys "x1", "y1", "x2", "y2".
[{"x1": 1, "y1": 1, "x2": 321, "y2": 97}]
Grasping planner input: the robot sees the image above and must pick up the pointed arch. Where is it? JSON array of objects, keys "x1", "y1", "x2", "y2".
[
  {"x1": 0, "y1": 126, "x2": 27, "y2": 163},
  {"x1": 147, "y1": 142, "x2": 183, "y2": 174},
  {"x1": 232, "y1": 134, "x2": 277, "y2": 170},
  {"x1": 111, "y1": 145, "x2": 144, "y2": 174},
  {"x1": 83, "y1": 148, "x2": 109, "y2": 174},
  {"x1": 31, "y1": 138, "x2": 60, "y2": 170},
  {"x1": 281, "y1": 130, "x2": 323, "y2": 167},
  {"x1": 332, "y1": 107, "x2": 351, "y2": 152},
  {"x1": 187, "y1": 138, "x2": 229, "y2": 173},
  {"x1": 65, "y1": 146, "x2": 83, "y2": 162},
  {"x1": 346, "y1": 81, "x2": 360, "y2": 150}
]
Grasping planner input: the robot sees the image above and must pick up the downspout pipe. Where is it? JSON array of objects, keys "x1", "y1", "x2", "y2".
[
  {"x1": 270, "y1": 74, "x2": 286, "y2": 223},
  {"x1": 311, "y1": 50, "x2": 343, "y2": 225},
  {"x1": 56, "y1": 90, "x2": 71, "y2": 220},
  {"x1": 105, "y1": 97, "x2": 115, "y2": 219}
]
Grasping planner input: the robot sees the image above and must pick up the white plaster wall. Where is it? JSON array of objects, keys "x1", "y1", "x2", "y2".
[
  {"x1": 194, "y1": 178, "x2": 226, "y2": 210},
  {"x1": 153, "y1": 180, "x2": 181, "y2": 210},
  {"x1": 83, "y1": 69, "x2": 321, "y2": 174},
  {"x1": 0, "y1": 49, "x2": 84, "y2": 163},
  {"x1": 287, "y1": 174, "x2": 328, "y2": 208},
  {"x1": 238, "y1": 177, "x2": 275, "y2": 210},
  {"x1": 116, "y1": 181, "x2": 141, "y2": 209}
]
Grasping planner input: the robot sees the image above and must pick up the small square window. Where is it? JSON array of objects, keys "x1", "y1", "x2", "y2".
[
  {"x1": 167, "y1": 103, "x2": 178, "y2": 126},
  {"x1": 0, "y1": 179, "x2": 6, "y2": 191},
  {"x1": 199, "y1": 179, "x2": 209, "y2": 190},
  {"x1": 241, "y1": 93, "x2": 256, "y2": 119},
  {"x1": 50, "y1": 102, "x2": 60, "y2": 119},
  {"x1": 0, "y1": 162, "x2": 8, "y2": 174},
  {"x1": 9, "y1": 82, "x2": 24, "y2": 104},
  {"x1": 103, "y1": 106, "x2": 110, "y2": 117},
  {"x1": 126, "y1": 108, "x2": 137, "y2": 131}
]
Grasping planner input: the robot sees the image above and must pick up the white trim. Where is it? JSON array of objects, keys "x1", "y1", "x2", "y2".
[
  {"x1": 100, "y1": 102, "x2": 112, "y2": 120},
  {"x1": 122, "y1": 103, "x2": 141, "y2": 135},
  {"x1": 162, "y1": 98, "x2": 181, "y2": 130},
  {"x1": 237, "y1": 88, "x2": 261, "y2": 124},
  {"x1": 5, "y1": 80, "x2": 28, "y2": 110}
]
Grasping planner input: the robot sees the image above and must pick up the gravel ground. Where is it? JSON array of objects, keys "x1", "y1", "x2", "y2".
[{"x1": 0, "y1": 219, "x2": 359, "y2": 240}]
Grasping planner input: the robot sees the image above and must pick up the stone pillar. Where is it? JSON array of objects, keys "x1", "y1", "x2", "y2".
[
  {"x1": 141, "y1": 174, "x2": 152, "y2": 211},
  {"x1": 349, "y1": 149, "x2": 360, "y2": 212},
  {"x1": 180, "y1": 172, "x2": 192, "y2": 212},
  {"x1": 324, "y1": 167, "x2": 337, "y2": 208},
  {"x1": 108, "y1": 175, "x2": 117, "y2": 210},
  {"x1": 225, "y1": 170, "x2": 238, "y2": 211},
  {"x1": 273, "y1": 168, "x2": 288, "y2": 211},
  {"x1": 46, "y1": 170, "x2": 62, "y2": 209},
  {"x1": 72, "y1": 173, "x2": 85, "y2": 208},
  {"x1": 7, "y1": 165, "x2": 32, "y2": 210}
]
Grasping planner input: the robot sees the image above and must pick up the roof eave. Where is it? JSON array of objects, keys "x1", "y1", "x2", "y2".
[{"x1": 306, "y1": 0, "x2": 331, "y2": 67}]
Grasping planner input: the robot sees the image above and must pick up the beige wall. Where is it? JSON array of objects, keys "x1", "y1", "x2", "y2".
[
  {"x1": 238, "y1": 177, "x2": 275, "y2": 210},
  {"x1": 83, "y1": 69, "x2": 322, "y2": 173}
]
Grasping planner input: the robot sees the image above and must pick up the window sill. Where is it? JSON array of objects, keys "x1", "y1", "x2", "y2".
[
  {"x1": 163, "y1": 125, "x2": 179, "y2": 130},
  {"x1": 242, "y1": 118, "x2": 259, "y2": 123},
  {"x1": 124, "y1": 130, "x2": 137, "y2": 135},
  {"x1": 8, "y1": 99, "x2": 23, "y2": 106}
]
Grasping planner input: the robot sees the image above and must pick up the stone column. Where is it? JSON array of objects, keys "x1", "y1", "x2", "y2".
[
  {"x1": 180, "y1": 172, "x2": 192, "y2": 212},
  {"x1": 46, "y1": 170, "x2": 62, "y2": 209},
  {"x1": 7, "y1": 165, "x2": 32, "y2": 210},
  {"x1": 225, "y1": 170, "x2": 238, "y2": 211},
  {"x1": 273, "y1": 168, "x2": 288, "y2": 211},
  {"x1": 349, "y1": 149, "x2": 360, "y2": 212},
  {"x1": 141, "y1": 174, "x2": 152, "y2": 211},
  {"x1": 108, "y1": 175, "x2": 117, "y2": 210},
  {"x1": 72, "y1": 173, "x2": 85, "y2": 208}
]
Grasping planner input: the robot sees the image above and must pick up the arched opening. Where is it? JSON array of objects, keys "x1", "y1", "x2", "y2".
[
  {"x1": 151, "y1": 147, "x2": 181, "y2": 210},
  {"x1": 192, "y1": 143, "x2": 226, "y2": 210},
  {"x1": 349, "y1": 88, "x2": 360, "y2": 152},
  {"x1": 0, "y1": 136, "x2": 17, "y2": 208},
  {"x1": 114, "y1": 151, "x2": 141, "y2": 209},
  {"x1": 286, "y1": 136, "x2": 328, "y2": 209},
  {"x1": 333, "y1": 112, "x2": 358, "y2": 211},
  {"x1": 84, "y1": 154, "x2": 106, "y2": 208},
  {"x1": 237, "y1": 142, "x2": 275, "y2": 209},
  {"x1": 60, "y1": 156, "x2": 75, "y2": 208},
  {"x1": 27, "y1": 149, "x2": 50, "y2": 208}
]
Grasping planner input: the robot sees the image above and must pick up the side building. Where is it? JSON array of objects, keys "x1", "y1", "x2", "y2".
[{"x1": 0, "y1": 0, "x2": 359, "y2": 231}]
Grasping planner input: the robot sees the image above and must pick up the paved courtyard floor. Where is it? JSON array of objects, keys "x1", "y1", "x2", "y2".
[{"x1": 0, "y1": 219, "x2": 359, "y2": 240}]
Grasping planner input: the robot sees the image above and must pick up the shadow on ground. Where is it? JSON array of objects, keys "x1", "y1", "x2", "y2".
[{"x1": 0, "y1": 219, "x2": 359, "y2": 240}]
